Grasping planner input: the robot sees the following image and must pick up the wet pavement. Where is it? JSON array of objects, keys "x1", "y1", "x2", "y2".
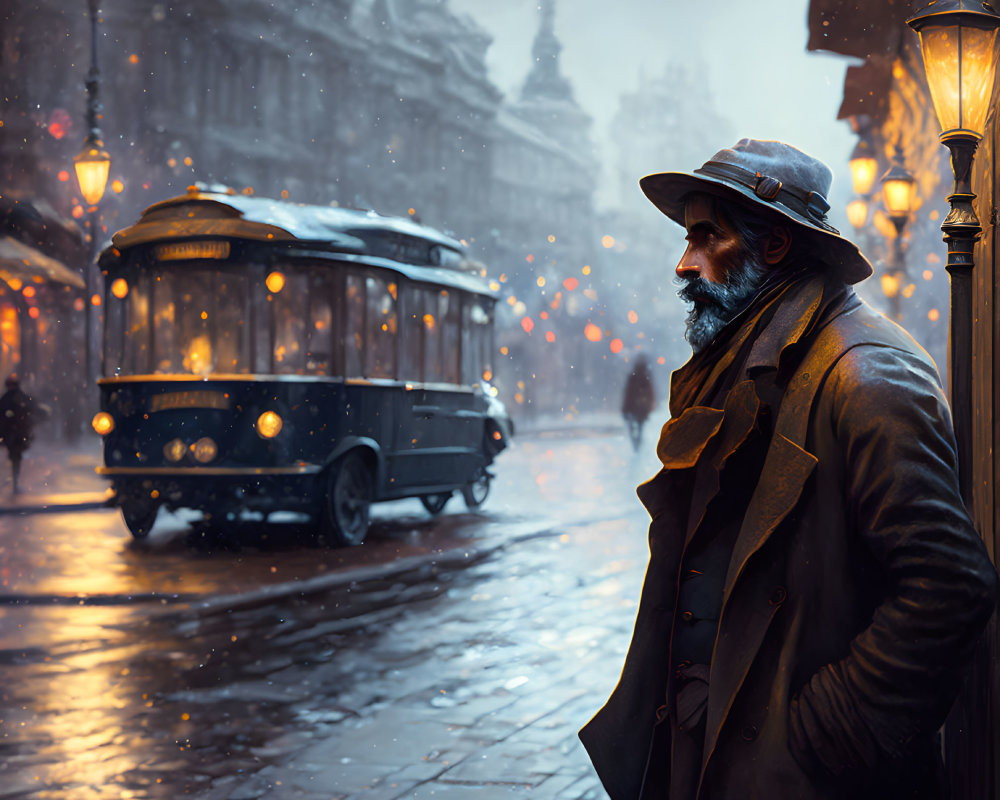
[{"x1": 0, "y1": 413, "x2": 665, "y2": 799}]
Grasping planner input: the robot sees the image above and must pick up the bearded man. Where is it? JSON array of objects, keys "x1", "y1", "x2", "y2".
[{"x1": 579, "y1": 139, "x2": 998, "y2": 800}]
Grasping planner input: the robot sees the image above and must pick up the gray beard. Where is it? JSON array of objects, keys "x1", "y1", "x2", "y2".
[{"x1": 677, "y1": 255, "x2": 767, "y2": 354}]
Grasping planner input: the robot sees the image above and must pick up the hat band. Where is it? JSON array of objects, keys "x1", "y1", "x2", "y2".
[{"x1": 693, "y1": 160, "x2": 838, "y2": 234}]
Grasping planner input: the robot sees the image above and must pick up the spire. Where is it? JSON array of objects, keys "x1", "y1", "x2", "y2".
[{"x1": 520, "y1": 0, "x2": 574, "y2": 102}]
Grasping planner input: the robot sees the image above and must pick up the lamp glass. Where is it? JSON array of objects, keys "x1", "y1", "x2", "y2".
[
  {"x1": 883, "y1": 178, "x2": 914, "y2": 218},
  {"x1": 849, "y1": 157, "x2": 879, "y2": 196},
  {"x1": 918, "y1": 23, "x2": 1000, "y2": 135},
  {"x1": 847, "y1": 198, "x2": 869, "y2": 229},
  {"x1": 74, "y1": 146, "x2": 111, "y2": 206}
]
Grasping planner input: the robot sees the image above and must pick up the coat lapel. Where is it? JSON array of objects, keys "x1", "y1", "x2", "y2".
[{"x1": 700, "y1": 433, "x2": 817, "y2": 778}]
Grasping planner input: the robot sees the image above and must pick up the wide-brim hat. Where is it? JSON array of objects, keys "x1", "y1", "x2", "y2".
[{"x1": 639, "y1": 138, "x2": 873, "y2": 284}]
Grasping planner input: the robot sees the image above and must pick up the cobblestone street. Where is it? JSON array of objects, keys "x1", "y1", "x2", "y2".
[{"x1": 0, "y1": 421, "x2": 662, "y2": 799}]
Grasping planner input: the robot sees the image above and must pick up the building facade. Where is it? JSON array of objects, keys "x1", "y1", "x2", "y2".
[{"x1": 1, "y1": 0, "x2": 615, "y2": 421}]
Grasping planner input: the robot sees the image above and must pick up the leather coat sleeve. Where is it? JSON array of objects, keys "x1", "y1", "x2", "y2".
[{"x1": 788, "y1": 345, "x2": 998, "y2": 776}]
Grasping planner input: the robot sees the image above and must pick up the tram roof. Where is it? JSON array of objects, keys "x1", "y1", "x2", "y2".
[{"x1": 103, "y1": 190, "x2": 498, "y2": 292}]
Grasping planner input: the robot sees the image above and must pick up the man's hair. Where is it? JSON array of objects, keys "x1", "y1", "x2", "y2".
[{"x1": 717, "y1": 198, "x2": 808, "y2": 271}]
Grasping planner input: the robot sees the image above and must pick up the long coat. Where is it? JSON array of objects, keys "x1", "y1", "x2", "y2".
[{"x1": 579, "y1": 288, "x2": 998, "y2": 800}]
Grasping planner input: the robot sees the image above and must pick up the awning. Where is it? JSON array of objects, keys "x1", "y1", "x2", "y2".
[{"x1": 0, "y1": 236, "x2": 85, "y2": 289}]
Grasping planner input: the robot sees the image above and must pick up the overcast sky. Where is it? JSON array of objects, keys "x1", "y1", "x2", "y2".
[{"x1": 449, "y1": 0, "x2": 860, "y2": 227}]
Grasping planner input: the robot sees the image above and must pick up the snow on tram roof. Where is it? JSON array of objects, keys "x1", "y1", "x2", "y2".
[
  {"x1": 106, "y1": 190, "x2": 496, "y2": 296},
  {"x1": 113, "y1": 189, "x2": 466, "y2": 255}
]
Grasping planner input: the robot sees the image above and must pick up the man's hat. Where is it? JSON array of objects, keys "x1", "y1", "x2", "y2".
[{"x1": 639, "y1": 138, "x2": 873, "y2": 284}]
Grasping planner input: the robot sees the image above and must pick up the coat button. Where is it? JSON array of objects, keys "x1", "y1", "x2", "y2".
[
  {"x1": 769, "y1": 586, "x2": 787, "y2": 606},
  {"x1": 681, "y1": 610, "x2": 695, "y2": 623},
  {"x1": 740, "y1": 724, "x2": 759, "y2": 741}
]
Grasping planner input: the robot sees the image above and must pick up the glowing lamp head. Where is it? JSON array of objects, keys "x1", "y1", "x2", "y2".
[
  {"x1": 908, "y1": 1, "x2": 1000, "y2": 139},
  {"x1": 110, "y1": 278, "x2": 129, "y2": 299},
  {"x1": 881, "y1": 160, "x2": 917, "y2": 222},
  {"x1": 846, "y1": 199, "x2": 869, "y2": 230},
  {"x1": 74, "y1": 137, "x2": 111, "y2": 205},
  {"x1": 848, "y1": 138, "x2": 879, "y2": 196},
  {"x1": 882, "y1": 272, "x2": 902, "y2": 298},
  {"x1": 91, "y1": 411, "x2": 115, "y2": 436},
  {"x1": 256, "y1": 410, "x2": 283, "y2": 438}
]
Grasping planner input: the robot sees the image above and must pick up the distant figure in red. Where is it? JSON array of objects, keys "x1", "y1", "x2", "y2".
[
  {"x1": 622, "y1": 354, "x2": 656, "y2": 451},
  {"x1": 0, "y1": 375, "x2": 46, "y2": 493}
]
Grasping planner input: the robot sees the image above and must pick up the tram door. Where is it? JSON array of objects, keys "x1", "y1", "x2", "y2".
[{"x1": 395, "y1": 285, "x2": 477, "y2": 488}]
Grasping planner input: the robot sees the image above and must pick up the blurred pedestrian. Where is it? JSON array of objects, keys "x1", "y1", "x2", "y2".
[
  {"x1": 622, "y1": 354, "x2": 656, "y2": 451},
  {"x1": 0, "y1": 374, "x2": 47, "y2": 493}
]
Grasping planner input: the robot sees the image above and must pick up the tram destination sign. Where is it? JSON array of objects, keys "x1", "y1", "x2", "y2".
[
  {"x1": 149, "y1": 390, "x2": 231, "y2": 413},
  {"x1": 154, "y1": 240, "x2": 231, "y2": 261}
]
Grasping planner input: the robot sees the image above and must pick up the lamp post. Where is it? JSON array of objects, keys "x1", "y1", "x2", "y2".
[
  {"x1": 75, "y1": 0, "x2": 110, "y2": 393},
  {"x1": 879, "y1": 153, "x2": 915, "y2": 323},
  {"x1": 907, "y1": 4, "x2": 1000, "y2": 799},
  {"x1": 908, "y1": 0, "x2": 1000, "y2": 504}
]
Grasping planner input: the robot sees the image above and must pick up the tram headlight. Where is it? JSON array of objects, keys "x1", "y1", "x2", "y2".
[
  {"x1": 163, "y1": 438, "x2": 186, "y2": 462},
  {"x1": 256, "y1": 410, "x2": 283, "y2": 439},
  {"x1": 91, "y1": 412, "x2": 115, "y2": 435},
  {"x1": 191, "y1": 437, "x2": 218, "y2": 464}
]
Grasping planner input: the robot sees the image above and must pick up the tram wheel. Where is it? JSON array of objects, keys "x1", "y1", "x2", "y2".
[
  {"x1": 461, "y1": 468, "x2": 491, "y2": 509},
  {"x1": 420, "y1": 492, "x2": 451, "y2": 515},
  {"x1": 321, "y1": 452, "x2": 372, "y2": 546},
  {"x1": 121, "y1": 499, "x2": 159, "y2": 539}
]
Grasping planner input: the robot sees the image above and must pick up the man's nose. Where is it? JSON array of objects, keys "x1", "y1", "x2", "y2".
[{"x1": 675, "y1": 245, "x2": 701, "y2": 281}]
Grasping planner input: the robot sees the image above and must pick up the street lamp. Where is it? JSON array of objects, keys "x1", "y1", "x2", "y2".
[
  {"x1": 907, "y1": 0, "x2": 1000, "y2": 504},
  {"x1": 75, "y1": 0, "x2": 110, "y2": 393},
  {"x1": 879, "y1": 153, "x2": 915, "y2": 322},
  {"x1": 848, "y1": 137, "x2": 879, "y2": 197},
  {"x1": 907, "y1": 4, "x2": 1000, "y2": 799}
]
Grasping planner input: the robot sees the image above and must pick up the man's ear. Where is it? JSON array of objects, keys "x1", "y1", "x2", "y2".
[{"x1": 763, "y1": 226, "x2": 792, "y2": 265}]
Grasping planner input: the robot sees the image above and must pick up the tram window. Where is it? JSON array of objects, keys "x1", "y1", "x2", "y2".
[
  {"x1": 401, "y1": 283, "x2": 424, "y2": 382},
  {"x1": 306, "y1": 270, "x2": 335, "y2": 375},
  {"x1": 177, "y1": 274, "x2": 214, "y2": 375},
  {"x1": 440, "y1": 290, "x2": 460, "y2": 384},
  {"x1": 149, "y1": 268, "x2": 250, "y2": 376},
  {"x1": 104, "y1": 279, "x2": 125, "y2": 375},
  {"x1": 422, "y1": 288, "x2": 442, "y2": 382},
  {"x1": 214, "y1": 273, "x2": 250, "y2": 374},
  {"x1": 270, "y1": 270, "x2": 308, "y2": 374},
  {"x1": 252, "y1": 267, "x2": 272, "y2": 374},
  {"x1": 462, "y1": 298, "x2": 493, "y2": 384},
  {"x1": 365, "y1": 276, "x2": 397, "y2": 379},
  {"x1": 345, "y1": 274, "x2": 364, "y2": 378},
  {"x1": 125, "y1": 272, "x2": 151, "y2": 374},
  {"x1": 151, "y1": 273, "x2": 177, "y2": 374}
]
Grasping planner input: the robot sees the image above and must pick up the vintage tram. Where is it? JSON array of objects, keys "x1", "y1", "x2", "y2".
[{"x1": 92, "y1": 188, "x2": 511, "y2": 544}]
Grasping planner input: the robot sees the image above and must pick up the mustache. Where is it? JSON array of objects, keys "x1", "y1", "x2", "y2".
[{"x1": 675, "y1": 276, "x2": 745, "y2": 314}]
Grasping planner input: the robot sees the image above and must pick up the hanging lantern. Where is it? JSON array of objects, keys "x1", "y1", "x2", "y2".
[
  {"x1": 881, "y1": 160, "x2": 916, "y2": 223},
  {"x1": 848, "y1": 138, "x2": 879, "y2": 196}
]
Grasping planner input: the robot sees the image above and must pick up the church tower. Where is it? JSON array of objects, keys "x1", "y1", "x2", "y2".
[{"x1": 510, "y1": 0, "x2": 594, "y2": 156}]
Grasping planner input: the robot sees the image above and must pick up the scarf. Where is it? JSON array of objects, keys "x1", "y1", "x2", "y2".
[{"x1": 668, "y1": 269, "x2": 849, "y2": 420}]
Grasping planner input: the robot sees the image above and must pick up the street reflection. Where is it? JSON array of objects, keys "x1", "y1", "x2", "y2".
[{"x1": 0, "y1": 425, "x2": 661, "y2": 798}]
